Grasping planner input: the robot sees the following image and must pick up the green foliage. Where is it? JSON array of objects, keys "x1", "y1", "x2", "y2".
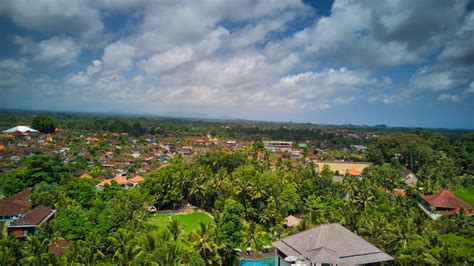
[
  {"x1": 218, "y1": 199, "x2": 244, "y2": 249},
  {"x1": 31, "y1": 115, "x2": 55, "y2": 133}
]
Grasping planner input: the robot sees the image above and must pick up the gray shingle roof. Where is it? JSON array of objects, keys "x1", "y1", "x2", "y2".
[{"x1": 273, "y1": 223, "x2": 393, "y2": 264}]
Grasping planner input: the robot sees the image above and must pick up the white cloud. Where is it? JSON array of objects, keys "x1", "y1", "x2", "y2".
[
  {"x1": 102, "y1": 41, "x2": 136, "y2": 73},
  {"x1": 139, "y1": 47, "x2": 194, "y2": 75},
  {"x1": 438, "y1": 94, "x2": 462, "y2": 103},
  {"x1": 409, "y1": 66, "x2": 472, "y2": 92},
  {"x1": 0, "y1": 58, "x2": 29, "y2": 88},
  {"x1": 0, "y1": 0, "x2": 103, "y2": 39},
  {"x1": 14, "y1": 36, "x2": 81, "y2": 67}
]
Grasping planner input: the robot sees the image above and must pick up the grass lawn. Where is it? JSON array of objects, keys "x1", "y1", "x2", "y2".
[
  {"x1": 454, "y1": 186, "x2": 474, "y2": 207},
  {"x1": 147, "y1": 211, "x2": 214, "y2": 235}
]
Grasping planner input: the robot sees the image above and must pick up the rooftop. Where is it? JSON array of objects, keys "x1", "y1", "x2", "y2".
[{"x1": 272, "y1": 223, "x2": 393, "y2": 264}]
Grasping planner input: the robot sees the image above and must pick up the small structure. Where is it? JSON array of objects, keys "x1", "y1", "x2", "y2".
[
  {"x1": 8, "y1": 205, "x2": 55, "y2": 238},
  {"x1": 79, "y1": 172, "x2": 93, "y2": 180},
  {"x1": 420, "y1": 189, "x2": 472, "y2": 219},
  {"x1": 2, "y1": 126, "x2": 39, "y2": 134},
  {"x1": 177, "y1": 146, "x2": 192, "y2": 156},
  {"x1": 147, "y1": 206, "x2": 157, "y2": 213},
  {"x1": 0, "y1": 189, "x2": 31, "y2": 224},
  {"x1": 284, "y1": 215, "x2": 301, "y2": 228},
  {"x1": 403, "y1": 169, "x2": 418, "y2": 187},
  {"x1": 264, "y1": 141, "x2": 293, "y2": 152},
  {"x1": 48, "y1": 240, "x2": 71, "y2": 257},
  {"x1": 129, "y1": 175, "x2": 144, "y2": 187},
  {"x1": 346, "y1": 167, "x2": 362, "y2": 176},
  {"x1": 272, "y1": 223, "x2": 393, "y2": 265}
]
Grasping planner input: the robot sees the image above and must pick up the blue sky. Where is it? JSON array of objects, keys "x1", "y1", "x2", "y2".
[{"x1": 0, "y1": 0, "x2": 473, "y2": 128}]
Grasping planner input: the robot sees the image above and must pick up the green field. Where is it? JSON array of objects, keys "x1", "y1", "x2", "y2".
[
  {"x1": 454, "y1": 186, "x2": 474, "y2": 207},
  {"x1": 147, "y1": 211, "x2": 214, "y2": 234}
]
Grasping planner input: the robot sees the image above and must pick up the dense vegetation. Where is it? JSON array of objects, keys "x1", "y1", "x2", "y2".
[{"x1": 0, "y1": 112, "x2": 473, "y2": 264}]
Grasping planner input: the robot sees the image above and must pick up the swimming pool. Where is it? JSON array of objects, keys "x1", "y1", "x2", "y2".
[{"x1": 240, "y1": 258, "x2": 275, "y2": 266}]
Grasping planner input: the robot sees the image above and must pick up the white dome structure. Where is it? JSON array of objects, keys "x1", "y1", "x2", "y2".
[{"x1": 2, "y1": 126, "x2": 39, "y2": 133}]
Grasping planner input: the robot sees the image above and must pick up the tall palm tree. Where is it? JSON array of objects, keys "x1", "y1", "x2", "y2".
[
  {"x1": 191, "y1": 223, "x2": 223, "y2": 265},
  {"x1": 242, "y1": 222, "x2": 266, "y2": 253}
]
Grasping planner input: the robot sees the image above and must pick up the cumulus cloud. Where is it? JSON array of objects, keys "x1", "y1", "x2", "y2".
[
  {"x1": 0, "y1": 0, "x2": 103, "y2": 39},
  {"x1": 0, "y1": 58, "x2": 29, "y2": 88},
  {"x1": 14, "y1": 36, "x2": 81, "y2": 67},
  {"x1": 102, "y1": 41, "x2": 136, "y2": 73},
  {"x1": 438, "y1": 11, "x2": 474, "y2": 64},
  {"x1": 409, "y1": 65, "x2": 473, "y2": 92}
]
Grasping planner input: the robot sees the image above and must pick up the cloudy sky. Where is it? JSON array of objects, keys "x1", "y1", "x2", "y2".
[{"x1": 0, "y1": 0, "x2": 473, "y2": 128}]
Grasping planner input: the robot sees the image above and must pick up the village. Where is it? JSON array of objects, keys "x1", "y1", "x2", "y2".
[{"x1": 0, "y1": 117, "x2": 472, "y2": 265}]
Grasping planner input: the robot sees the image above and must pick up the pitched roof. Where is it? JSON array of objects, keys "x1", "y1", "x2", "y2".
[
  {"x1": 346, "y1": 167, "x2": 362, "y2": 176},
  {"x1": 422, "y1": 189, "x2": 471, "y2": 210},
  {"x1": 272, "y1": 223, "x2": 393, "y2": 264},
  {"x1": 97, "y1": 179, "x2": 112, "y2": 187},
  {"x1": 79, "y1": 172, "x2": 93, "y2": 180},
  {"x1": 48, "y1": 240, "x2": 71, "y2": 257},
  {"x1": 11, "y1": 205, "x2": 54, "y2": 226},
  {"x1": 129, "y1": 175, "x2": 144, "y2": 183},
  {"x1": 284, "y1": 215, "x2": 302, "y2": 227},
  {"x1": 0, "y1": 189, "x2": 31, "y2": 216},
  {"x1": 112, "y1": 175, "x2": 129, "y2": 185}
]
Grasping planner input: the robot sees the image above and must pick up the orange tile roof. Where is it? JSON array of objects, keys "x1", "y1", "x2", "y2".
[
  {"x1": 85, "y1": 137, "x2": 100, "y2": 142},
  {"x1": 105, "y1": 151, "x2": 113, "y2": 156},
  {"x1": 80, "y1": 172, "x2": 93, "y2": 180},
  {"x1": 393, "y1": 189, "x2": 406, "y2": 197},
  {"x1": 347, "y1": 167, "x2": 362, "y2": 176},
  {"x1": 0, "y1": 145, "x2": 5, "y2": 150},
  {"x1": 3, "y1": 134, "x2": 15, "y2": 139},
  {"x1": 112, "y1": 175, "x2": 129, "y2": 185},
  {"x1": 129, "y1": 175, "x2": 144, "y2": 183},
  {"x1": 97, "y1": 179, "x2": 112, "y2": 187}
]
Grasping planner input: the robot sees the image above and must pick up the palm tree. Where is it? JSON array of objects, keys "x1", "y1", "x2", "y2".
[
  {"x1": 242, "y1": 222, "x2": 266, "y2": 253},
  {"x1": 167, "y1": 219, "x2": 182, "y2": 241},
  {"x1": 191, "y1": 223, "x2": 222, "y2": 265}
]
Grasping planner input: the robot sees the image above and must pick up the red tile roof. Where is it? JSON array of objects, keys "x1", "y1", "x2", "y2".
[
  {"x1": 12, "y1": 205, "x2": 54, "y2": 226},
  {"x1": 422, "y1": 189, "x2": 471, "y2": 211},
  {"x1": 0, "y1": 189, "x2": 31, "y2": 216}
]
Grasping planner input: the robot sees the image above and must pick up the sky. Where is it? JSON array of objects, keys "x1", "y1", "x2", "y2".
[{"x1": 0, "y1": 0, "x2": 473, "y2": 129}]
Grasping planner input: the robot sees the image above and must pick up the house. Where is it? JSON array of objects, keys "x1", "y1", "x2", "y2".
[
  {"x1": 48, "y1": 240, "x2": 71, "y2": 257},
  {"x1": 284, "y1": 215, "x2": 301, "y2": 228},
  {"x1": 350, "y1": 144, "x2": 367, "y2": 151},
  {"x1": 2, "y1": 126, "x2": 39, "y2": 134},
  {"x1": 129, "y1": 175, "x2": 144, "y2": 187},
  {"x1": 177, "y1": 146, "x2": 192, "y2": 156},
  {"x1": 420, "y1": 189, "x2": 472, "y2": 220},
  {"x1": 79, "y1": 172, "x2": 93, "y2": 180},
  {"x1": 8, "y1": 205, "x2": 55, "y2": 238},
  {"x1": 346, "y1": 167, "x2": 362, "y2": 176},
  {"x1": 264, "y1": 141, "x2": 293, "y2": 152},
  {"x1": 0, "y1": 189, "x2": 31, "y2": 224},
  {"x1": 272, "y1": 223, "x2": 393, "y2": 265},
  {"x1": 290, "y1": 151, "x2": 301, "y2": 160},
  {"x1": 298, "y1": 143, "x2": 308, "y2": 149},
  {"x1": 403, "y1": 169, "x2": 418, "y2": 187}
]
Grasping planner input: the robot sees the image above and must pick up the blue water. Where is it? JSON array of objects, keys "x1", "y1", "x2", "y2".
[{"x1": 240, "y1": 258, "x2": 274, "y2": 266}]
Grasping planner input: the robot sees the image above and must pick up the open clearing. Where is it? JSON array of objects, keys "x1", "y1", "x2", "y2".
[
  {"x1": 454, "y1": 186, "x2": 474, "y2": 206},
  {"x1": 315, "y1": 161, "x2": 372, "y2": 174},
  {"x1": 147, "y1": 211, "x2": 214, "y2": 234}
]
